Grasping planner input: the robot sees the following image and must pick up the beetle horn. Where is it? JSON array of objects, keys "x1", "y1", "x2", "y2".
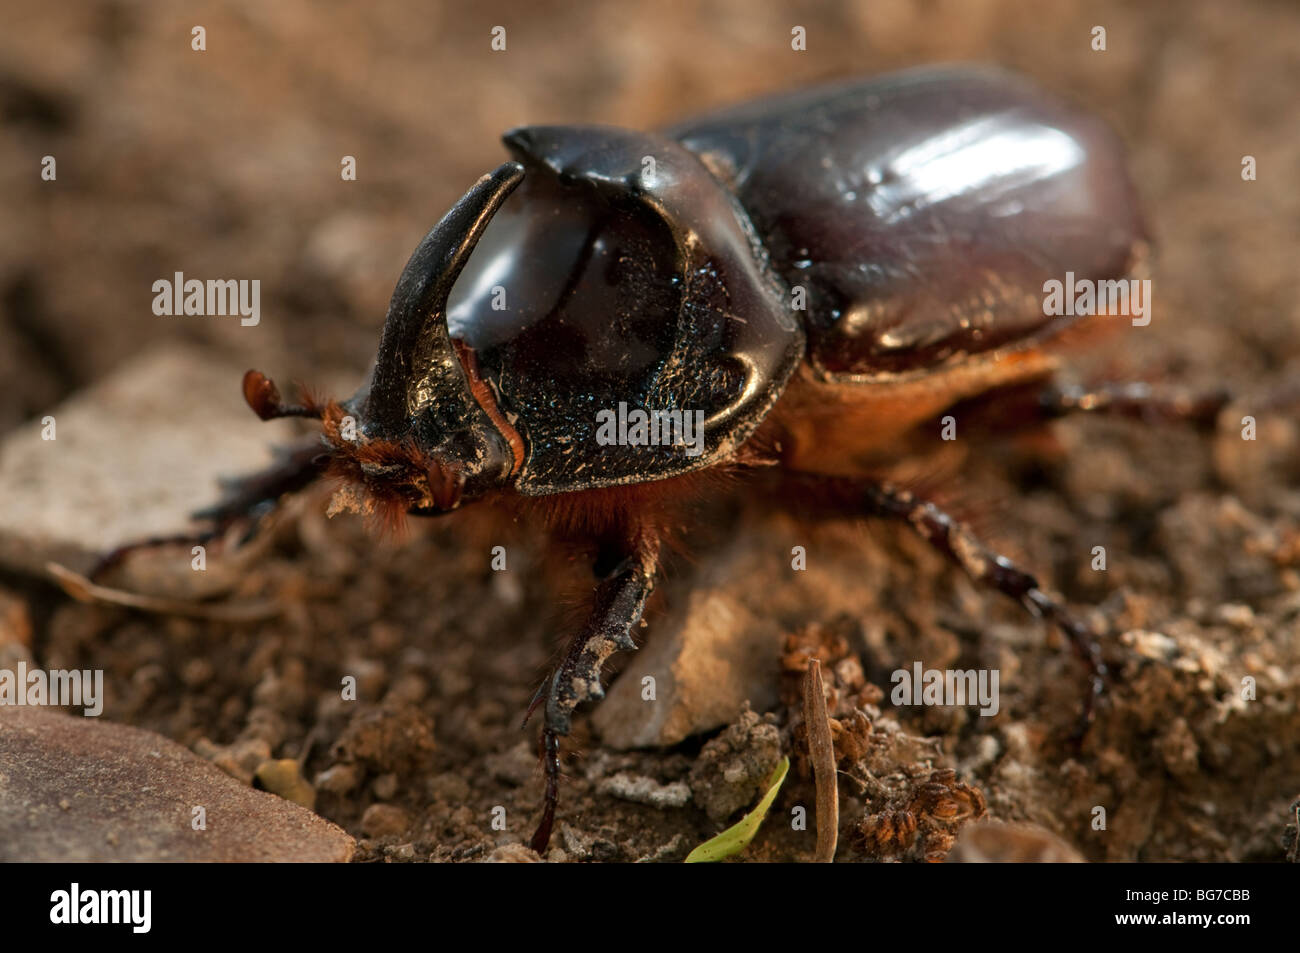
[{"x1": 365, "y1": 161, "x2": 525, "y2": 438}]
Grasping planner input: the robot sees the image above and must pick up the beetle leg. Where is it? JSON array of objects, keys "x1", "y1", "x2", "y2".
[
  {"x1": 1038, "y1": 381, "x2": 1230, "y2": 429},
  {"x1": 528, "y1": 533, "x2": 660, "y2": 854},
  {"x1": 90, "y1": 437, "x2": 326, "y2": 580},
  {"x1": 862, "y1": 482, "x2": 1106, "y2": 735}
]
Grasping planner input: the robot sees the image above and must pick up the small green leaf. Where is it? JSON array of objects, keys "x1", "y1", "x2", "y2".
[{"x1": 685, "y1": 756, "x2": 790, "y2": 863}]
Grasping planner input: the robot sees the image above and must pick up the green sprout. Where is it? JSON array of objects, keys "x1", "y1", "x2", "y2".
[{"x1": 685, "y1": 756, "x2": 790, "y2": 863}]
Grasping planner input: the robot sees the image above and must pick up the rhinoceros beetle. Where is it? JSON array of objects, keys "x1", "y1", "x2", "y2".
[{"x1": 105, "y1": 65, "x2": 1229, "y2": 854}]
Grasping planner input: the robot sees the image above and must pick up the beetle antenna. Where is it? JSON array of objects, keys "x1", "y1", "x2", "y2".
[
  {"x1": 243, "y1": 369, "x2": 325, "y2": 420},
  {"x1": 365, "y1": 162, "x2": 525, "y2": 438}
]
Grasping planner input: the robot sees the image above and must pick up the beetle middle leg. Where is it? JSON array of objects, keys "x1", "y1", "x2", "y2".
[
  {"x1": 526, "y1": 531, "x2": 660, "y2": 854},
  {"x1": 859, "y1": 481, "x2": 1106, "y2": 732},
  {"x1": 1037, "y1": 381, "x2": 1231, "y2": 429},
  {"x1": 948, "y1": 376, "x2": 1233, "y2": 438}
]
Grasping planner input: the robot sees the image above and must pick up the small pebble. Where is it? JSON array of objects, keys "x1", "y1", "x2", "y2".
[
  {"x1": 372, "y1": 772, "x2": 399, "y2": 800},
  {"x1": 315, "y1": 763, "x2": 362, "y2": 795},
  {"x1": 482, "y1": 843, "x2": 542, "y2": 863},
  {"x1": 361, "y1": 803, "x2": 410, "y2": 839},
  {"x1": 254, "y1": 759, "x2": 317, "y2": 810},
  {"x1": 597, "y1": 772, "x2": 691, "y2": 809}
]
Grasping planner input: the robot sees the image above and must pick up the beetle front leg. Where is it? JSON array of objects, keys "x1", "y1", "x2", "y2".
[
  {"x1": 861, "y1": 482, "x2": 1106, "y2": 733},
  {"x1": 528, "y1": 533, "x2": 660, "y2": 855}
]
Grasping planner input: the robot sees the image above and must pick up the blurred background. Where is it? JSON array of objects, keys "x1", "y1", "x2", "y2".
[{"x1": 2, "y1": 0, "x2": 1297, "y2": 430}]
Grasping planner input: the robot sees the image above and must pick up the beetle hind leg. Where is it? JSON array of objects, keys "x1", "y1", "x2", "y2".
[
  {"x1": 527, "y1": 534, "x2": 660, "y2": 855},
  {"x1": 862, "y1": 482, "x2": 1106, "y2": 735}
]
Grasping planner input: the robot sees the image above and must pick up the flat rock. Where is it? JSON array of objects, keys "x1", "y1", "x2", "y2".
[
  {"x1": 0, "y1": 706, "x2": 354, "y2": 862},
  {"x1": 593, "y1": 515, "x2": 893, "y2": 748},
  {"x1": 0, "y1": 345, "x2": 302, "y2": 579}
]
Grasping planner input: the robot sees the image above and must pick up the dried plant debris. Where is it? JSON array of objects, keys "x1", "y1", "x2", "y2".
[
  {"x1": 803, "y1": 659, "x2": 839, "y2": 863},
  {"x1": 783, "y1": 618, "x2": 891, "y2": 773},
  {"x1": 857, "y1": 769, "x2": 988, "y2": 863},
  {"x1": 1284, "y1": 797, "x2": 1300, "y2": 864},
  {"x1": 782, "y1": 618, "x2": 884, "y2": 719},
  {"x1": 782, "y1": 618, "x2": 990, "y2": 862},
  {"x1": 47, "y1": 561, "x2": 280, "y2": 622}
]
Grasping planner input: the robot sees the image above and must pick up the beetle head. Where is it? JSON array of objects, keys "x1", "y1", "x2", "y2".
[{"x1": 242, "y1": 163, "x2": 526, "y2": 525}]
